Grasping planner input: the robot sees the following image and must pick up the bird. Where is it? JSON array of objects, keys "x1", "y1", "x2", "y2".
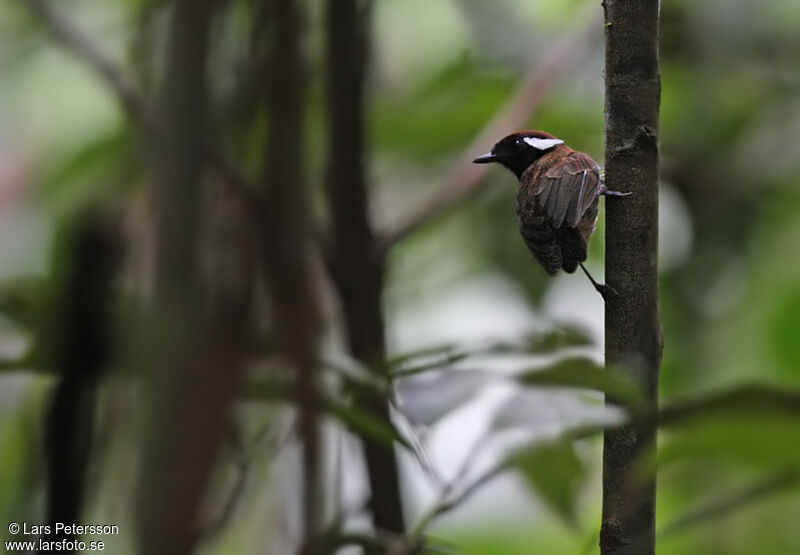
[{"x1": 473, "y1": 130, "x2": 629, "y2": 298}]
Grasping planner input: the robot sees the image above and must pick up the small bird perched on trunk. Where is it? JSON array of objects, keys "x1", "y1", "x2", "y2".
[{"x1": 473, "y1": 130, "x2": 629, "y2": 298}]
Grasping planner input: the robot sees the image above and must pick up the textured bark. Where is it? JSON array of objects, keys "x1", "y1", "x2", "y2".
[
  {"x1": 601, "y1": 0, "x2": 663, "y2": 554},
  {"x1": 323, "y1": 0, "x2": 406, "y2": 535},
  {"x1": 259, "y1": 1, "x2": 324, "y2": 552}
]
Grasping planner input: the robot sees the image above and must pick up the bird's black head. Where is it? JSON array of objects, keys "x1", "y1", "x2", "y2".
[{"x1": 473, "y1": 130, "x2": 565, "y2": 179}]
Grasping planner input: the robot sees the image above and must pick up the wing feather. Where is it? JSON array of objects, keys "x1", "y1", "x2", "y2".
[{"x1": 534, "y1": 152, "x2": 601, "y2": 229}]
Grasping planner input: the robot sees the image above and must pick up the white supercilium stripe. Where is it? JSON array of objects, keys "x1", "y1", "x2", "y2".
[{"x1": 522, "y1": 137, "x2": 564, "y2": 150}]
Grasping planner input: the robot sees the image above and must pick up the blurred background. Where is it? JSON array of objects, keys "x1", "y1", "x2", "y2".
[{"x1": 0, "y1": 0, "x2": 799, "y2": 553}]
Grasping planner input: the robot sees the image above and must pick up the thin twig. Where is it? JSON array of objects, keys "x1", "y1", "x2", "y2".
[
  {"x1": 20, "y1": 0, "x2": 260, "y2": 206},
  {"x1": 387, "y1": 433, "x2": 496, "y2": 555},
  {"x1": 389, "y1": 399, "x2": 446, "y2": 487},
  {"x1": 199, "y1": 457, "x2": 250, "y2": 539},
  {"x1": 379, "y1": 9, "x2": 602, "y2": 249},
  {"x1": 658, "y1": 471, "x2": 799, "y2": 538},
  {"x1": 198, "y1": 424, "x2": 278, "y2": 540},
  {"x1": 22, "y1": 0, "x2": 153, "y2": 127},
  {"x1": 391, "y1": 463, "x2": 504, "y2": 555}
]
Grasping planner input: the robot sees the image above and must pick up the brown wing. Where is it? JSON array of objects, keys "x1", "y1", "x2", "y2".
[
  {"x1": 534, "y1": 151, "x2": 601, "y2": 229},
  {"x1": 554, "y1": 201, "x2": 599, "y2": 273}
]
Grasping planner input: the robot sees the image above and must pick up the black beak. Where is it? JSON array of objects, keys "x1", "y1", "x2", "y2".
[{"x1": 472, "y1": 152, "x2": 497, "y2": 164}]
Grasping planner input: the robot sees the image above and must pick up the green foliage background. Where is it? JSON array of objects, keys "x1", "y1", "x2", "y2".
[{"x1": 0, "y1": 0, "x2": 799, "y2": 553}]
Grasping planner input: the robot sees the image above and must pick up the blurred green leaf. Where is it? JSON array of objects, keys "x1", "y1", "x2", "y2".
[
  {"x1": 390, "y1": 348, "x2": 473, "y2": 379},
  {"x1": 505, "y1": 441, "x2": 586, "y2": 528},
  {"x1": 333, "y1": 363, "x2": 391, "y2": 398},
  {"x1": 657, "y1": 385, "x2": 800, "y2": 468},
  {"x1": 244, "y1": 376, "x2": 292, "y2": 403},
  {"x1": 658, "y1": 384, "x2": 800, "y2": 425},
  {"x1": 768, "y1": 288, "x2": 800, "y2": 377},
  {"x1": 0, "y1": 276, "x2": 47, "y2": 331},
  {"x1": 0, "y1": 406, "x2": 39, "y2": 524},
  {"x1": 521, "y1": 324, "x2": 593, "y2": 354},
  {"x1": 659, "y1": 414, "x2": 800, "y2": 468},
  {"x1": 37, "y1": 125, "x2": 138, "y2": 214},
  {"x1": 0, "y1": 354, "x2": 37, "y2": 374},
  {"x1": 327, "y1": 400, "x2": 412, "y2": 450},
  {"x1": 371, "y1": 56, "x2": 514, "y2": 159},
  {"x1": 516, "y1": 356, "x2": 643, "y2": 410},
  {"x1": 244, "y1": 377, "x2": 411, "y2": 449},
  {"x1": 0, "y1": 276, "x2": 52, "y2": 373},
  {"x1": 388, "y1": 326, "x2": 594, "y2": 379},
  {"x1": 659, "y1": 471, "x2": 799, "y2": 538},
  {"x1": 384, "y1": 344, "x2": 460, "y2": 370}
]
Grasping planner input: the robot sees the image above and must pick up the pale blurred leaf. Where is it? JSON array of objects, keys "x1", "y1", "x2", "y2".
[
  {"x1": 397, "y1": 370, "x2": 490, "y2": 426},
  {"x1": 492, "y1": 389, "x2": 625, "y2": 436},
  {"x1": 388, "y1": 325, "x2": 594, "y2": 379}
]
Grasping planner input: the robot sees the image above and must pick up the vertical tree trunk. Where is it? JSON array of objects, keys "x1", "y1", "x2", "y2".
[
  {"x1": 601, "y1": 0, "x2": 663, "y2": 554},
  {"x1": 136, "y1": 2, "x2": 253, "y2": 553},
  {"x1": 323, "y1": 0, "x2": 406, "y2": 535},
  {"x1": 259, "y1": 1, "x2": 323, "y2": 553}
]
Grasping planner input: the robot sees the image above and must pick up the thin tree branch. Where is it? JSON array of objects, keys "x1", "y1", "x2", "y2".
[
  {"x1": 379, "y1": 9, "x2": 602, "y2": 249},
  {"x1": 658, "y1": 471, "x2": 799, "y2": 538},
  {"x1": 197, "y1": 426, "x2": 278, "y2": 542},
  {"x1": 197, "y1": 457, "x2": 250, "y2": 540},
  {"x1": 257, "y1": 0, "x2": 324, "y2": 552},
  {"x1": 392, "y1": 459, "x2": 504, "y2": 555},
  {"x1": 19, "y1": 0, "x2": 262, "y2": 212},
  {"x1": 21, "y1": 0, "x2": 153, "y2": 127}
]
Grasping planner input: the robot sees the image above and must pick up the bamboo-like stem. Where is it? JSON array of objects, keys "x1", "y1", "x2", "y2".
[
  {"x1": 322, "y1": 0, "x2": 406, "y2": 535},
  {"x1": 135, "y1": 2, "x2": 253, "y2": 554},
  {"x1": 258, "y1": 0, "x2": 324, "y2": 552}
]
